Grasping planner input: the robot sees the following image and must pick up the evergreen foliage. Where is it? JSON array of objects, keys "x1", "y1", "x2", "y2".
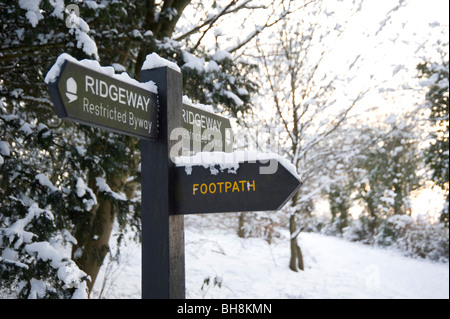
[{"x1": 417, "y1": 60, "x2": 449, "y2": 225}]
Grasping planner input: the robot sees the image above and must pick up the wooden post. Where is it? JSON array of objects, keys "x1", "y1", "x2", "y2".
[{"x1": 140, "y1": 67, "x2": 185, "y2": 299}]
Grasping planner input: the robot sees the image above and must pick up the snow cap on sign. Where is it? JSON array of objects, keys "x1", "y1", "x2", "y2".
[
  {"x1": 141, "y1": 52, "x2": 181, "y2": 73},
  {"x1": 44, "y1": 53, "x2": 157, "y2": 94},
  {"x1": 174, "y1": 151, "x2": 301, "y2": 181}
]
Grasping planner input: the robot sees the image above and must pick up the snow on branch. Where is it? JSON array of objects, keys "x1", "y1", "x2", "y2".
[
  {"x1": 96, "y1": 177, "x2": 127, "y2": 201},
  {"x1": 18, "y1": 0, "x2": 43, "y2": 27},
  {"x1": 35, "y1": 173, "x2": 59, "y2": 193}
]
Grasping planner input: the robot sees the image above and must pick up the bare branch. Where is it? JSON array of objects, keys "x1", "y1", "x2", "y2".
[
  {"x1": 175, "y1": 0, "x2": 252, "y2": 42},
  {"x1": 255, "y1": 38, "x2": 296, "y2": 146},
  {"x1": 192, "y1": 0, "x2": 237, "y2": 51},
  {"x1": 227, "y1": 7, "x2": 291, "y2": 54}
]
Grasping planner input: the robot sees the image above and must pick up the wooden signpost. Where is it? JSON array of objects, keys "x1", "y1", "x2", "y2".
[{"x1": 47, "y1": 55, "x2": 302, "y2": 299}]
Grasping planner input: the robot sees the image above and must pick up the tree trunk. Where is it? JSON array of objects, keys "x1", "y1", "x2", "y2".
[
  {"x1": 135, "y1": 0, "x2": 191, "y2": 78},
  {"x1": 74, "y1": 199, "x2": 116, "y2": 295},
  {"x1": 72, "y1": 170, "x2": 126, "y2": 296},
  {"x1": 288, "y1": 214, "x2": 304, "y2": 272},
  {"x1": 238, "y1": 212, "x2": 246, "y2": 238}
]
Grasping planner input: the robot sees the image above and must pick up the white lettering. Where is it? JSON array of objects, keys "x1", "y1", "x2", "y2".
[
  {"x1": 181, "y1": 109, "x2": 223, "y2": 132},
  {"x1": 127, "y1": 90, "x2": 137, "y2": 108},
  {"x1": 136, "y1": 95, "x2": 144, "y2": 110},
  {"x1": 85, "y1": 75, "x2": 95, "y2": 94},
  {"x1": 82, "y1": 97, "x2": 126, "y2": 123},
  {"x1": 177, "y1": 303, "x2": 211, "y2": 317},
  {"x1": 109, "y1": 84, "x2": 118, "y2": 101},
  {"x1": 118, "y1": 87, "x2": 126, "y2": 104},
  {"x1": 83, "y1": 75, "x2": 153, "y2": 112},
  {"x1": 99, "y1": 80, "x2": 108, "y2": 98},
  {"x1": 129, "y1": 112, "x2": 152, "y2": 133},
  {"x1": 143, "y1": 96, "x2": 150, "y2": 112}
]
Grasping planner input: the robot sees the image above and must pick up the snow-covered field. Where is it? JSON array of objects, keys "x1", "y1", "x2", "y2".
[{"x1": 91, "y1": 215, "x2": 449, "y2": 299}]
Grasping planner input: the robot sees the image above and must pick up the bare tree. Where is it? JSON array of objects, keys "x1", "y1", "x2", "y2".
[{"x1": 241, "y1": 0, "x2": 372, "y2": 271}]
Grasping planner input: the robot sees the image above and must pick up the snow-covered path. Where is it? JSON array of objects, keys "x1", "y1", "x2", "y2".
[
  {"x1": 91, "y1": 219, "x2": 449, "y2": 299},
  {"x1": 185, "y1": 229, "x2": 448, "y2": 299}
]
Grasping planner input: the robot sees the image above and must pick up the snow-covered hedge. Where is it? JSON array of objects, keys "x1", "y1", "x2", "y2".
[
  {"x1": 298, "y1": 213, "x2": 449, "y2": 263},
  {"x1": 381, "y1": 216, "x2": 449, "y2": 262},
  {"x1": 0, "y1": 204, "x2": 89, "y2": 298},
  {"x1": 340, "y1": 215, "x2": 449, "y2": 262}
]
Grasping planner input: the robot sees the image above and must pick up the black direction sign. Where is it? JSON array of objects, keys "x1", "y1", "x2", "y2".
[
  {"x1": 173, "y1": 158, "x2": 302, "y2": 214},
  {"x1": 182, "y1": 103, "x2": 233, "y2": 153},
  {"x1": 47, "y1": 60, "x2": 158, "y2": 140}
]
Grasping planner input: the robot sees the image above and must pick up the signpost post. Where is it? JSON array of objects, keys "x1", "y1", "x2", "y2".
[
  {"x1": 47, "y1": 54, "x2": 302, "y2": 300},
  {"x1": 140, "y1": 66, "x2": 185, "y2": 299}
]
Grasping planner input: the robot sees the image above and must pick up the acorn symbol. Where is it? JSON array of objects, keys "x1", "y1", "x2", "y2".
[{"x1": 66, "y1": 77, "x2": 78, "y2": 103}]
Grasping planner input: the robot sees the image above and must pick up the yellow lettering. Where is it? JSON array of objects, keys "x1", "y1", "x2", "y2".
[{"x1": 193, "y1": 180, "x2": 256, "y2": 195}]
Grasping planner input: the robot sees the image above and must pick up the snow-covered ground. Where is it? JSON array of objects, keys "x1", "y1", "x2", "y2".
[{"x1": 91, "y1": 215, "x2": 449, "y2": 299}]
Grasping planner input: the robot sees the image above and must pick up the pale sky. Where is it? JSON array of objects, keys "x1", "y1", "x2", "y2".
[
  {"x1": 179, "y1": 0, "x2": 449, "y2": 116},
  {"x1": 325, "y1": 0, "x2": 449, "y2": 116}
]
